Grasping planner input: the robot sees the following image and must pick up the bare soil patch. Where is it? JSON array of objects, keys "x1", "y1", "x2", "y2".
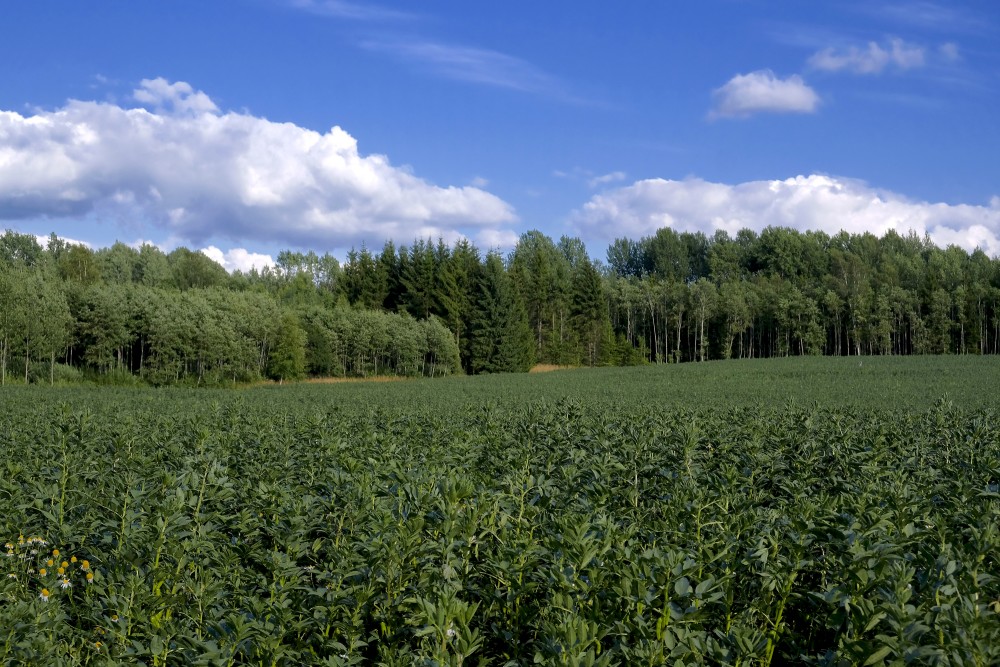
[{"x1": 529, "y1": 364, "x2": 576, "y2": 373}]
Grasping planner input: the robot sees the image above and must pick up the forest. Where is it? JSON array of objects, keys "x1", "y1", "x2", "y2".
[{"x1": 1, "y1": 224, "x2": 999, "y2": 385}]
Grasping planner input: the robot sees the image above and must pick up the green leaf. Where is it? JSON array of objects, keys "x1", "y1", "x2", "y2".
[{"x1": 864, "y1": 646, "x2": 892, "y2": 665}]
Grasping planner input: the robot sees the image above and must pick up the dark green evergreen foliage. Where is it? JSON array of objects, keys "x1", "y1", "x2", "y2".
[
  {"x1": 342, "y1": 246, "x2": 387, "y2": 310},
  {"x1": 377, "y1": 240, "x2": 402, "y2": 311},
  {"x1": 447, "y1": 239, "x2": 481, "y2": 370},
  {"x1": 570, "y1": 258, "x2": 610, "y2": 366},
  {"x1": 399, "y1": 239, "x2": 439, "y2": 319},
  {"x1": 469, "y1": 253, "x2": 533, "y2": 373}
]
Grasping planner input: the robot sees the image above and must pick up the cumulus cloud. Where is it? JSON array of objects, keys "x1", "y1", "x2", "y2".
[
  {"x1": 809, "y1": 38, "x2": 925, "y2": 74},
  {"x1": 200, "y1": 246, "x2": 275, "y2": 273},
  {"x1": 133, "y1": 78, "x2": 219, "y2": 114},
  {"x1": 570, "y1": 175, "x2": 1000, "y2": 257},
  {"x1": 710, "y1": 70, "x2": 820, "y2": 118},
  {"x1": 475, "y1": 228, "x2": 520, "y2": 250},
  {"x1": 0, "y1": 80, "x2": 518, "y2": 250}
]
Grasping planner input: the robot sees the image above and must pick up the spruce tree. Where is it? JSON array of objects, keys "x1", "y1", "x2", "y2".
[{"x1": 470, "y1": 253, "x2": 533, "y2": 373}]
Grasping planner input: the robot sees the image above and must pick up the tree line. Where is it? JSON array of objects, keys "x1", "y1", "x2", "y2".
[
  {"x1": 1, "y1": 224, "x2": 999, "y2": 385},
  {"x1": 0, "y1": 233, "x2": 463, "y2": 385}
]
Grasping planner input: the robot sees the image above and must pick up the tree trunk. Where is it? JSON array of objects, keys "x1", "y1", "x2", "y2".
[
  {"x1": 648, "y1": 299, "x2": 658, "y2": 364},
  {"x1": 675, "y1": 310, "x2": 683, "y2": 363}
]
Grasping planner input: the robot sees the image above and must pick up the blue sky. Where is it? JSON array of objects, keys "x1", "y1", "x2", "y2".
[{"x1": 1, "y1": 0, "x2": 998, "y2": 270}]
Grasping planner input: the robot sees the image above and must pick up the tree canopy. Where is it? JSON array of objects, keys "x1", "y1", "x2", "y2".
[{"x1": 1, "y1": 225, "x2": 999, "y2": 385}]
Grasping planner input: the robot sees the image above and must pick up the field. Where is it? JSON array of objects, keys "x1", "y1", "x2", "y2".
[{"x1": 2, "y1": 356, "x2": 1000, "y2": 665}]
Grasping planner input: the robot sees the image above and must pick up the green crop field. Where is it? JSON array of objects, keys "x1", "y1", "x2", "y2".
[{"x1": 2, "y1": 356, "x2": 1000, "y2": 665}]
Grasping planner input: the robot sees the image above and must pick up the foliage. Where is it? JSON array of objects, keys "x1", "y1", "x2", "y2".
[
  {"x1": 267, "y1": 312, "x2": 307, "y2": 383},
  {"x1": 3, "y1": 225, "x2": 1000, "y2": 382},
  {"x1": 1, "y1": 358, "x2": 999, "y2": 664}
]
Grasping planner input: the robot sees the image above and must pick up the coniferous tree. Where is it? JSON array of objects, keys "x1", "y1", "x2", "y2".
[
  {"x1": 470, "y1": 253, "x2": 533, "y2": 373},
  {"x1": 570, "y1": 258, "x2": 609, "y2": 366}
]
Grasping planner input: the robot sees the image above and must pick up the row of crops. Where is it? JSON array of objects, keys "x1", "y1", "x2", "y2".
[{"x1": 2, "y1": 361, "x2": 1000, "y2": 665}]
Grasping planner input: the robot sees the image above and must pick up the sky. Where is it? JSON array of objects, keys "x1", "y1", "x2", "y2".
[{"x1": 1, "y1": 0, "x2": 999, "y2": 272}]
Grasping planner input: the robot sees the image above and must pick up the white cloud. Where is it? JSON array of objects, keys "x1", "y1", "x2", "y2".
[
  {"x1": 475, "y1": 228, "x2": 519, "y2": 250},
  {"x1": 588, "y1": 171, "x2": 627, "y2": 188},
  {"x1": 809, "y1": 38, "x2": 925, "y2": 74},
  {"x1": 570, "y1": 175, "x2": 1000, "y2": 257},
  {"x1": 710, "y1": 70, "x2": 820, "y2": 118},
  {"x1": 200, "y1": 246, "x2": 275, "y2": 273},
  {"x1": 0, "y1": 80, "x2": 517, "y2": 250},
  {"x1": 470, "y1": 176, "x2": 490, "y2": 188},
  {"x1": 133, "y1": 78, "x2": 219, "y2": 115},
  {"x1": 35, "y1": 234, "x2": 90, "y2": 249}
]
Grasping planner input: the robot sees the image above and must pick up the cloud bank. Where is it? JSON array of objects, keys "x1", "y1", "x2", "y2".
[
  {"x1": 571, "y1": 175, "x2": 1000, "y2": 257},
  {"x1": 0, "y1": 78, "x2": 518, "y2": 251},
  {"x1": 711, "y1": 70, "x2": 820, "y2": 118}
]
